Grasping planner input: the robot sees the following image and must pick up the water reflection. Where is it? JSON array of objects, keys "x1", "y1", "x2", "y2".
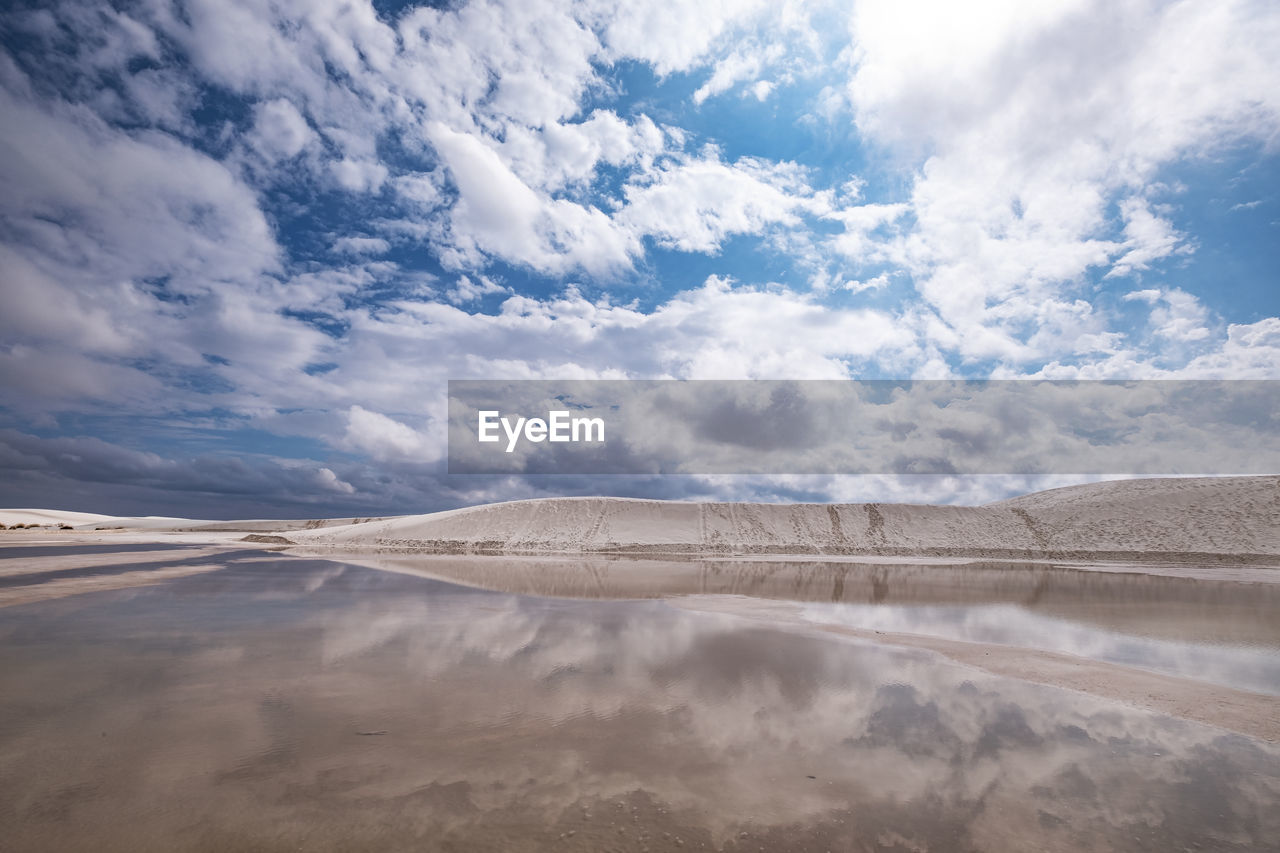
[
  {"x1": 798, "y1": 601, "x2": 1280, "y2": 696},
  {"x1": 310, "y1": 551, "x2": 1280, "y2": 648},
  {"x1": 0, "y1": 558, "x2": 1277, "y2": 851}
]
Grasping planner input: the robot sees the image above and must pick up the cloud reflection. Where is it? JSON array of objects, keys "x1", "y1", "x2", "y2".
[{"x1": 0, "y1": 559, "x2": 1277, "y2": 852}]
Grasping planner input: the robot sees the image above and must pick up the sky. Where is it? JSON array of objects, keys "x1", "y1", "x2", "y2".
[{"x1": 0, "y1": 0, "x2": 1277, "y2": 518}]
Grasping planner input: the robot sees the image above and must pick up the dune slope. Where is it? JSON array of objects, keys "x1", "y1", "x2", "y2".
[{"x1": 286, "y1": 476, "x2": 1280, "y2": 561}]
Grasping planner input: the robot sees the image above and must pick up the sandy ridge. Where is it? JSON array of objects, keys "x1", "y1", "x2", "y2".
[{"x1": 284, "y1": 476, "x2": 1280, "y2": 561}]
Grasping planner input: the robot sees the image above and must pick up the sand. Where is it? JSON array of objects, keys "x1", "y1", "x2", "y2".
[
  {"x1": 281, "y1": 476, "x2": 1280, "y2": 563},
  {"x1": 5, "y1": 476, "x2": 1278, "y2": 570},
  {"x1": 6, "y1": 476, "x2": 1276, "y2": 564},
  {"x1": 0, "y1": 509, "x2": 386, "y2": 533}
]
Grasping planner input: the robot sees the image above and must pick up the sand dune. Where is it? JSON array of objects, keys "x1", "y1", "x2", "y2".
[
  {"x1": 0, "y1": 508, "x2": 121, "y2": 527},
  {"x1": 0, "y1": 510, "x2": 386, "y2": 533},
  {"x1": 285, "y1": 476, "x2": 1280, "y2": 561},
  {"x1": 4, "y1": 476, "x2": 1276, "y2": 560}
]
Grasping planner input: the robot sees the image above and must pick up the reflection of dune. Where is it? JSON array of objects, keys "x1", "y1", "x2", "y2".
[
  {"x1": 286, "y1": 476, "x2": 1280, "y2": 562},
  {"x1": 309, "y1": 552, "x2": 1280, "y2": 649}
]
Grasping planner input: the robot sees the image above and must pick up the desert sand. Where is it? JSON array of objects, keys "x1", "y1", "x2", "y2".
[
  {"x1": 5, "y1": 475, "x2": 1278, "y2": 565},
  {"x1": 280, "y1": 475, "x2": 1280, "y2": 562}
]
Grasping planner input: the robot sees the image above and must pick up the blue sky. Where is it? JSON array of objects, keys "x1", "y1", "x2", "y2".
[{"x1": 1, "y1": 0, "x2": 1277, "y2": 517}]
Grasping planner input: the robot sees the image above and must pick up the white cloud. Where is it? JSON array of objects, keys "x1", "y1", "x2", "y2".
[
  {"x1": 427, "y1": 121, "x2": 636, "y2": 274},
  {"x1": 392, "y1": 172, "x2": 443, "y2": 209},
  {"x1": 843, "y1": 273, "x2": 891, "y2": 294},
  {"x1": 500, "y1": 111, "x2": 666, "y2": 192},
  {"x1": 599, "y1": 0, "x2": 769, "y2": 76},
  {"x1": 250, "y1": 98, "x2": 313, "y2": 161},
  {"x1": 1107, "y1": 197, "x2": 1190, "y2": 278},
  {"x1": 0, "y1": 76, "x2": 279, "y2": 285},
  {"x1": 314, "y1": 466, "x2": 356, "y2": 494},
  {"x1": 52, "y1": 0, "x2": 830, "y2": 284},
  {"x1": 0, "y1": 65, "x2": 306, "y2": 415},
  {"x1": 446, "y1": 275, "x2": 508, "y2": 304},
  {"x1": 841, "y1": 0, "x2": 1280, "y2": 365},
  {"x1": 346, "y1": 276, "x2": 920, "y2": 404},
  {"x1": 3, "y1": 0, "x2": 1278, "y2": 513},
  {"x1": 331, "y1": 236, "x2": 391, "y2": 255},
  {"x1": 692, "y1": 42, "x2": 781, "y2": 104},
  {"x1": 620, "y1": 154, "x2": 828, "y2": 253},
  {"x1": 342, "y1": 405, "x2": 435, "y2": 462},
  {"x1": 1183, "y1": 317, "x2": 1280, "y2": 377},
  {"x1": 1122, "y1": 289, "x2": 1163, "y2": 305},
  {"x1": 331, "y1": 157, "x2": 389, "y2": 193},
  {"x1": 826, "y1": 201, "x2": 909, "y2": 261},
  {"x1": 123, "y1": 68, "x2": 198, "y2": 131},
  {"x1": 1142, "y1": 288, "x2": 1213, "y2": 343}
]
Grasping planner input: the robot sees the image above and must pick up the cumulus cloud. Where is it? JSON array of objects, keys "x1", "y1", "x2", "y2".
[
  {"x1": 426, "y1": 121, "x2": 637, "y2": 274},
  {"x1": 249, "y1": 98, "x2": 313, "y2": 161},
  {"x1": 446, "y1": 275, "x2": 508, "y2": 304},
  {"x1": 692, "y1": 41, "x2": 782, "y2": 104},
  {"x1": 599, "y1": 0, "x2": 769, "y2": 75},
  {"x1": 0, "y1": 0, "x2": 1276, "y2": 513},
  {"x1": 500, "y1": 111, "x2": 666, "y2": 192},
  {"x1": 342, "y1": 405, "x2": 436, "y2": 462},
  {"x1": 1107, "y1": 198, "x2": 1191, "y2": 279},
  {"x1": 620, "y1": 155, "x2": 829, "y2": 253},
  {"x1": 840, "y1": 0, "x2": 1280, "y2": 364},
  {"x1": 331, "y1": 157, "x2": 389, "y2": 193},
  {"x1": 331, "y1": 236, "x2": 391, "y2": 256},
  {"x1": 1183, "y1": 317, "x2": 1280, "y2": 377}
]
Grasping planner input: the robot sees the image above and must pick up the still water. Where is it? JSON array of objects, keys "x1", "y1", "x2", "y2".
[{"x1": 1, "y1": 550, "x2": 1277, "y2": 851}]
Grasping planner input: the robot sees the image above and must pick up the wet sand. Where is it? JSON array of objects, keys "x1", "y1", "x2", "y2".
[
  {"x1": 0, "y1": 545, "x2": 1278, "y2": 851},
  {"x1": 0, "y1": 543, "x2": 274, "y2": 607}
]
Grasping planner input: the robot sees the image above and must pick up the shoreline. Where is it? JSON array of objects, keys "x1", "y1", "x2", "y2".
[{"x1": 4, "y1": 530, "x2": 1280, "y2": 583}]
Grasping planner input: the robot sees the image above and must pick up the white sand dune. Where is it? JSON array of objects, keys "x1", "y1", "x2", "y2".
[
  {"x1": 4, "y1": 476, "x2": 1275, "y2": 560},
  {"x1": 168, "y1": 516, "x2": 389, "y2": 533},
  {"x1": 0, "y1": 508, "x2": 120, "y2": 527},
  {"x1": 0, "y1": 510, "x2": 387, "y2": 533},
  {"x1": 286, "y1": 475, "x2": 1280, "y2": 561}
]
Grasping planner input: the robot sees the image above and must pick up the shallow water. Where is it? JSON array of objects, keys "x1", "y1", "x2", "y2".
[
  {"x1": 797, "y1": 601, "x2": 1280, "y2": 695},
  {"x1": 0, "y1": 543, "x2": 203, "y2": 559},
  {"x1": 324, "y1": 551, "x2": 1280, "y2": 648},
  {"x1": 1, "y1": 550, "x2": 1278, "y2": 851}
]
